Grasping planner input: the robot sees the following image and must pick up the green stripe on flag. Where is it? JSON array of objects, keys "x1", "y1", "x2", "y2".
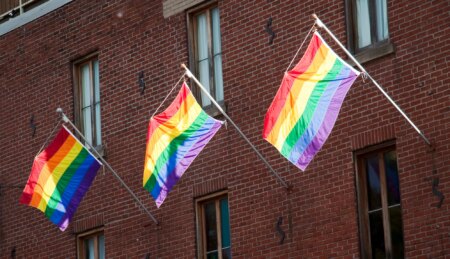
[
  {"x1": 44, "y1": 149, "x2": 89, "y2": 218},
  {"x1": 281, "y1": 60, "x2": 344, "y2": 157},
  {"x1": 144, "y1": 110, "x2": 209, "y2": 192}
]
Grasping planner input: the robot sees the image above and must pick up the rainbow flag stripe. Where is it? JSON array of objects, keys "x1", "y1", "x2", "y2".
[
  {"x1": 20, "y1": 126, "x2": 101, "y2": 231},
  {"x1": 263, "y1": 32, "x2": 360, "y2": 171},
  {"x1": 143, "y1": 82, "x2": 222, "y2": 207}
]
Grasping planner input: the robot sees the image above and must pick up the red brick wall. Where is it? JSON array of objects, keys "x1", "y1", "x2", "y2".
[{"x1": 0, "y1": 0, "x2": 448, "y2": 258}]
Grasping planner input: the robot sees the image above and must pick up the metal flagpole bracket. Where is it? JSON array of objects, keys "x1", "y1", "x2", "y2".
[
  {"x1": 56, "y1": 109, "x2": 159, "y2": 225},
  {"x1": 311, "y1": 14, "x2": 432, "y2": 147}
]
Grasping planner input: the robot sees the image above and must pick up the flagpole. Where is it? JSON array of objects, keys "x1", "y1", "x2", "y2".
[
  {"x1": 312, "y1": 14, "x2": 431, "y2": 147},
  {"x1": 56, "y1": 108, "x2": 159, "y2": 225},
  {"x1": 181, "y1": 64, "x2": 290, "y2": 190}
]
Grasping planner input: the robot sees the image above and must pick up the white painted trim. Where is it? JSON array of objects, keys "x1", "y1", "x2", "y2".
[{"x1": 0, "y1": 0, "x2": 73, "y2": 36}]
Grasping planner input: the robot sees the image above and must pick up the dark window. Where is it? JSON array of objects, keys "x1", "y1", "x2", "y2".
[
  {"x1": 196, "y1": 192, "x2": 231, "y2": 259},
  {"x1": 346, "y1": 0, "x2": 394, "y2": 63},
  {"x1": 355, "y1": 144, "x2": 404, "y2": 258},
  {"x1": 73, "y1": 55, "x2": 102, "y2": 150},
  {"x1": 187, "y1": 2, "x2": 224, "y2": 113},
  {"x1": 77, "y1": 229, "x2": 105, "y2": 259}
]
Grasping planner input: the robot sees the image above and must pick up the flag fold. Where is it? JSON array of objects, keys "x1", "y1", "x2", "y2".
[
  {"x1": 263, "y1": 32, "x2": 360, "y2": 171},
  {"x1": 143, "y1": 82, "x2": 223, "y2": 207},
  {"x1": 20, "y1": 125, "x2": 101, "y2": 231}
]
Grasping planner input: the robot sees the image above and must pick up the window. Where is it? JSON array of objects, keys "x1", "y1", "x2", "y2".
[
  {"x1": 195, "y1": 192, "x2": 231, "y2": 259},
  {"x1": 77, "y1": 229, "x2": 105, "y2": 259},
  {"x1": 0, "y1": 0, "x2": 73, "y2": 36},
  {"x1": 187, "y1": 2, "x2": 224, "y2": 111},
  {"x1": 355, "y1": 144, "x2": 404, "y2": 259},
  {"x1": 346, "y1": 0, "x2": 394, "y2": 62},
  {"x1": 73, "y1": 55, "x2": 102, "y2": 150}
]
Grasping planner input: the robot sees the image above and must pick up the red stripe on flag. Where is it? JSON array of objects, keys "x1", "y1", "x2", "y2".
[
  {"x1": 146, "y1": 83, "x2": 191, "y2": 141},
  {"x1": 262, "y1": 33, "x2": 322, "y2": 138},
  {"x1": 19, "y1": 127, "x2": 70, "y2": 205}
]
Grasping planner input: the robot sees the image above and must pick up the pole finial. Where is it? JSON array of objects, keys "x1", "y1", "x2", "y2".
[
  {"x1": 181, "y1": 64, "x2": 193, "y2": 78},
  {"x1": 312, "y1": 14, "x2": 324, "y2": 28},
  {"x1": 56, "y1": 108, "x2": 69, "y2": 123}
]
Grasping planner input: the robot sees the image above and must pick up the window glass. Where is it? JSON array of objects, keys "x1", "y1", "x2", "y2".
[
  {"x1": 204, "y1": 201, "x2": 218, "y2": 253},
  {"x1": 356, "y1": 0, "x2": 371, "y2": 48},
  {"x1": 74, "y1": 56, "x2": 101, "y2": 149},
  {"x1": 366, "y1": 154, "x2": 381, "y2": 210},
  {"x1": 81, "y1": 63, "x2": 93, "y2": 145},
  {"x1": 220, "y1": 198, "x2": 231, "y2": 259},
  {"x1": 389, "y1": 206, "x2": 404, "y2": 258},
  {"x1": 189, "y1": 3, "x2": 224, "y2": 109},
  {"x1": 78, "y1": 230, "x2": 104, "y2": 259},
  {"x1": 347, "y1": 0, "x2": 391, "y2": 58},
  {"x1": 211, "y1": 7, "x2": 223, "y2": 103},
  {"x1": 98, "y1": 234, "x2": 105, "y2": 259},
  {"x1": 376, "y1": 0, "x2": 388, "y2": 41},
  {"x1": 196, "y1": 193, "x2": 231, "y2": 259},
  {"x1": 356, "y1": 146, "x2": 404, "y2": 258},
  {"x1": 196, "y1": 12, "x2": 212, "y2": 107}
]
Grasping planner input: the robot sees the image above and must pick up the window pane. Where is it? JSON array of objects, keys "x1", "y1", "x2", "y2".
[
  {"x1": 93, "y1": 60, "x2": 100, "y2": 103},
  {"x1": 211, "y1": 7, "x2": 221, "y2": 55},
  {"x1": 81, "y1": 63, "x2": 93, "y2": 145},
  {"x1": 214, "y1": 54, "x2": 224, "y2": 102},
  {"x1": 384, "y1": 150, "x2": 400, "y2": 205},
  {"x1": 196, "y1": 13, "x2": 208, "y2": 61},
  {"x1": 93, "y1": 60, "x2": 101, "y2": 146},
  {"x1": 369, "y1": 210, "x2": 386, "y2": 259},
  {"x1": 199, "y1": 59, "x2": 211, "y2": 106},
  {"x1": 85, "y1": 238, "x2": 95, "y2": 259},
  {"x1": 389, "y1": 206, "x2": 404, "y2": 258},
  {"x1": 83, "y1": 107, "x2": 93, "y2": 145},
  {"x1": 206, "y1": 251, "x2": 219, "y2": 259},
  {"x1": 220, "y1": 198, "x2": 230, "y2": 248},
  {"x1": 376, "y1": 0, "x2": 388, "y2": 41},
  {"x1": 204, "y1": 201, "x2": 218, "y2": 252},
  {"x1": 366, "y1": 154, "x2": 382, "y2": 210},
  {"x1": 356, "y1": 0, "x2": 371, "y2": 48},
  {"x1": 98, "y1": 234, "x2": 105, "y2": 259},
  {"x1": 211, "y1": 7, "x2": 223, "y2": 103},
  {"x1": 196, "y1": 13, "x2": 212, "y2": 107},
  {"x1": 81, "y1": 64, "x2": 91, "y2": 109}
]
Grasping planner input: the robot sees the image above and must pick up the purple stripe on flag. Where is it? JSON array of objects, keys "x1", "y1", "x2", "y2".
[
  {"x1": 295, "y1": 74, "x2": 358, "y2": 170},
  {"x1": 288, "y1": 68, "x2": 353, "y2": 164},
  {"x1": 154, "y1": 119, "x2": 222, "y2": 207},
  {"x1": 53, "y1": 159, "x2": 100, "y2": 230}
]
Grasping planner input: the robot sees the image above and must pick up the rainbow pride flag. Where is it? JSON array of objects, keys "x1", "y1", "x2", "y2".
[
  {"x1": 20, "y1": 126, "x2": 101, "y2": 231},
  {"x1": 143, "y1": 82, "x2": 223, "y2": 207},
  {"x1": 263, "y1": 32, "x2": 360, "y2": 171}
]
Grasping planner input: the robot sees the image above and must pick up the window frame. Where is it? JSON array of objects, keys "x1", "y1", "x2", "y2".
[
  {"x1": 195, "y1": 190, "x2": 231, "y2": 259},
  {"x1": 345, "y1": 0, "x2": 395, "y2": 64},
  {"x1": 354, "y1": 141, "x2": 404, "y2": 259},
  {"x1": 72, "y1": 53, "x2": 103, "y2": 154},
  {"x1": 0, "y1": 0, "x2": 73, "y2": 36},
  {"x1": 186, "y1": 1, "x2": 225, "y2": 116},
  {"x1": 76, "y1": 228, "x2": 105, "y2": 259}
]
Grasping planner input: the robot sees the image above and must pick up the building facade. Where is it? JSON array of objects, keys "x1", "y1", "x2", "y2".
[{"x1": 0, "y1": 0, "x2": 448, "y2": 258}]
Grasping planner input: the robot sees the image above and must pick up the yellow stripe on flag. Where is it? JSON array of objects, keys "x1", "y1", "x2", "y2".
[
  {"x1": 29, "y1": 136, "x2": 77, "y2": 208},
  {"x1": 143, "y1": 93, "x2": 201, "y2": 184},
  {"x1": 267, "y1": 44, "x2": 336, "y2": 150},
  {"x1": 36, "y1": 141, "x2": 83, "y2": 212}
]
